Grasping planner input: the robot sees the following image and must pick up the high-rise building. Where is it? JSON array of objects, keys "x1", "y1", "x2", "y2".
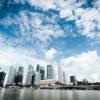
[
  {"x1": 70, "y1": 76, "x2": 77, "y2": 85},
  {"x1": 47, "y1": 65, "x2": 53, "y2": 79},
  {"x1": 63, "y1": 71, "x2": 67, "y2": 85},
  {"x1": 36, "y1": 64, "x2": 40, "y2": 72},
  {"x1": 6, "y1": 66, "x2": 16, "y2": 85},
  {"x1": 26, "y1": 65, "x2": 34, "y2": 85},
  {"x1": 34, "y1": 72, "x2": 40, "y2": 86},
  {"x1": 18, "y1": 66, "x2": 24, "y2": 75},
  {"x1": 0, "y1": 71, "x2": 6, "y2": 87},
  {"x1": 31, "y1": 74, "x2": 35, "y2": 86},
  {"x1": 58, "y1": 64, "x2": 63, "y2": 83},
  {"x1": 40, "y1": 67, "x2": 45, "y2": 80},
  {"x1": 14, "y1": 66, "x2": 24, "y2": 85}
]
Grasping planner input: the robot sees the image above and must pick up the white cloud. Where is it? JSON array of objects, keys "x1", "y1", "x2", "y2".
[
  {"x1": 45, "y1": 48, "x2": 57, "y2": 60},
  {"x1": 75, "y1": 8, "x2": 100, "y2": 38},
  {"x1": 94, "y1": 0, "x2": 100, "y2": 10},
  {"x1": 0, "y1": 10, "x2": 64, "y2": 42},
  {"x1": 91, "y1": 73, "x2": 100, "y2": 82},
  {"x1": 61, "y1": 51, "x2": 100, "y2": 82},
  {"x1": 0, "y1": 45, "x2": 50, "y2": 72},
  {"x1": 60, "y1": 8, "x2": 73, "y2": 18},
  {"x1": 1, "y1": 0, "x2": 100, "y2": 40}
]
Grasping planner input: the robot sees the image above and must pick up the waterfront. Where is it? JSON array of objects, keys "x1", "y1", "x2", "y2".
[{"x1": 0, "y1": 88, "x2": 100, "y2": 100}]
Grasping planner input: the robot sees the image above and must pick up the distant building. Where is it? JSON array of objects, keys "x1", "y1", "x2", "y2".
[
  {"x1": 63, "y1": 71, "x2": 67, "y2": 85},
  {"x1": 39, "y1": 79, "x2": 57, "y2": 88},
  {"x1": 34, "y1": 72, "x2": 40, "y2": 86},
  {"x1": 40, "y1": 67, "x2": 45, "y2": 80},
  {"x1": 70, "y1": 76, "x2": 77, "y2": 85},
  {"x1": 31, "y1": 74, "x2": 35, "y2": 86},
  {"x1": 58, "y1": 65, "x2": 63, "y2": 83},
  {"x1": 0, "y1": 72, "x2": 6, "y2": 87},
  {"x1": 6, "y1": 66, "x2": 16, "y2": 85},
  {"x1": 36, "y1": 64, "x2": 40, "y2": 72},
  {"x1": 18, "y1": 66, "x2": 24, "y2": 75},
  {"x1": 26, "y1": 65, "x2": 34, "y2": 85},
  {"x1": 14, "y1": 66, "x2": 24, "y2": 85},
  {"x1": 47, "y1": 65, "x2": 53, "y2": 79}
]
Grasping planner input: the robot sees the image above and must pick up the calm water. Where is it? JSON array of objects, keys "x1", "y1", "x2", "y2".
[{"x1": 0, "y1": 88, "x2": 100, "y2": 100}]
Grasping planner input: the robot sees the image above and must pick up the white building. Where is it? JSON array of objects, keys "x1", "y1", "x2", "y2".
[
  {"x1": 62, "y1": 71, "x2": 67, "y2": 85},
  {"x1": 58, "y1": 64, "x2": 63, "y2": 84},
  {"x1": 5, "y1": 66, "x2": 16, "y2": 85},
  {"x1": 26, "y1": 65, "x2": 34, "y2": 85},
  {"x1": 34, "y1": 72, "x2": 41, "y2": 86}
]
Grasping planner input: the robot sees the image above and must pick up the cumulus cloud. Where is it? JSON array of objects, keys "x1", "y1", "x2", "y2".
[
  {"x1": 45, "y1": 48, "x2": 57, "y2": 60},
  {"x1": 0, "y1": 45, "x2": 50, "y2": 73},
  {"x1": 61, "y1": 51, "x2": 100, "y2": 82},
  {"x1": 1, "y1": 0, "x2": 100, "y2": 39},
  {"x1": 75, "y1": 8, "x2": 100, "y2": 38}
]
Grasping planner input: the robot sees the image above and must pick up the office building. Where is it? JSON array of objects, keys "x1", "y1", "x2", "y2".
[
  {"x1": 62, "y1": 71, "x2": 67, "y2": 85},
  {"x1": 26, "y1": 65, "x2": 34, "y2": 85},
  {"x1": 18, "y1": 66, "x2": 24, "y2": 75},
  {"x1": 6, "y1": 66, "x2": 16, "y2": 85},
  {"x1": 36, "y1": 64, "x2": 40, "y2": 72},
  {"x1": 40, "y1": 67, "x2": 45, "y2": 80},
  {"x1": 34, "y1": 72, "x2": 40, "y2": 86},
  {"x1": 31, "y1": 74, "x2": 35, "y2": 86},
  {"x1": 47, "y1": 65, "x2": 53, "y2": 79},
  {"x1": 14, "y1": 66, "x2": 24, "y2": 85},
  {"x1": 70, "y1": 76, "x2": 77, "y2": 85},
  {"x1": 0, "y1": 71, "x2": 6, "y2": 87},
  {"x1": 58, "y1": 64, "x2": 63, "y2": 83}
]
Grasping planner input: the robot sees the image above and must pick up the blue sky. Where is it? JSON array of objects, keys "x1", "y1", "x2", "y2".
[{"x1": 0, "y1": 0, "x2": 100, "y2": 82}]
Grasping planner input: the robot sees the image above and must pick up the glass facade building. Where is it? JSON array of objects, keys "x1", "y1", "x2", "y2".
[{"x1": 47, "y1": 65, "x2": 53, "y2": 79}]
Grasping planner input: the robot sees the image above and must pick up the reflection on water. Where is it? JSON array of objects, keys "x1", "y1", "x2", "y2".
[{"x1": 0, "y1": 88, "x2": 100, "y2": 100}]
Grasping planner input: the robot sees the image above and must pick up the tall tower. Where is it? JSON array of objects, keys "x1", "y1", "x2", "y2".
[
  {"x1": 14, "y1": 66, "x2": 24, "y2": 85},
  {"x1": 36, "y1": 64, "x2": 40, "y2": 72},
  {"x1": 0, "y1": 71, "x2": 6, "y2": 87},
  {"x1": 26, "y1": 65, "x2": 34, "y2": 85},
  {"x1": 58, "y1": 64, "x2": 63, "y2": 83},
  {"x1": 18, "y1": 66, "x2": 24, "y2": 75},
  {"x1": 6, "y1": 66, "x2": 16, "y2": 85},
  {"x1": 47, "y1": 65, "x2": 53, "y2": 79},
  {"x1": 40, "y1": 67, "x2": 45, "y2": 80}
]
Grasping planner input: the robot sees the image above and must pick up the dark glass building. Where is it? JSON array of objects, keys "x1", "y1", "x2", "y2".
[
  {"x1": 70, "y1": 76, "x2": 77, "y2": 85},
  {"x1": 0, "y1": 72, "x2": 6, "y2": 87},
  {"x1": 14, "y1": 72, "x2": 23, "y2": 85},
  {"x1": 36, "y1": 64, "x2": 40, "y2": 72},
  {"x1": 14, "y1": 66, "x2": 24, "y2": 86},
  {"x1": 31, "y1": 74, "x2": 35, "y2": 86},
  {"x1": 40, "y1": 67, "x2": 45, "y2": 80}
]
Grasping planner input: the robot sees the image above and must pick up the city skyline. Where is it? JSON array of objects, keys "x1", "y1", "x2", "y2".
[
  {"x1": 0, "y1": 0, "x2": 100, "y2": 82},
  {"x1": 0, "y1": 64, "x2": 67, "y2": 87}
]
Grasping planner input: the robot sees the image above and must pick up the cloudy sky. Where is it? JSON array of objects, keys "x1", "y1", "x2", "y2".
[{"x1": 0, "y1": 0, "x2": 100, "y2": 82}]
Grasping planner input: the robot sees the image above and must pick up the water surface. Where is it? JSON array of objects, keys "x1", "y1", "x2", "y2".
[{"x1": 0, "y1": 88, "x2": 100, "y2": 100}]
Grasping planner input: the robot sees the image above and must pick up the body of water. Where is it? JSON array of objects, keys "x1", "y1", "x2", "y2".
[{"x1": 0, "y1": 88, "x2": 100, "y2": 100}]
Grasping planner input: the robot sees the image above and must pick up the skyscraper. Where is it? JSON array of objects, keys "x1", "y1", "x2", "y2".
[
  {"x1": 31, "y1": 74, "x2": 35, "y2": 86},
  {"x1": 36, "y1": 64, "x2": 40, "y2": 72},
  {"x1": 47, "y1": 65, "x2": 53, "y2": 79},
  {"x1": 18, "y1": 66, "x2": 24, "y2": 75},
  {"x1": 26, "y1": 65, "x2": 34, "y2": 85},
  {"x1": 6, "y1": 66, "x2": 16, "y2": 85},
  {"x1": 58, "y1": 64, "x2": 63, "y2": 83},
  {"x1": 34, "y1": 72, "x2": 40, "y2": 86},
  {"x1": 14, "y1": 66, "x2": 24, "y2": 85},
  {"x1": 63, "y1": 71, "x2": 67, "y2": 85},
  {"x1": 40, "y1": 67, "x2": 45, "y2": 80},
  {"x1": 70, "y1": 76, "x2": 77, "y2": 85},
  {"x1": 0, "y1": 71, "x2": 6, "y2": 87}
]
